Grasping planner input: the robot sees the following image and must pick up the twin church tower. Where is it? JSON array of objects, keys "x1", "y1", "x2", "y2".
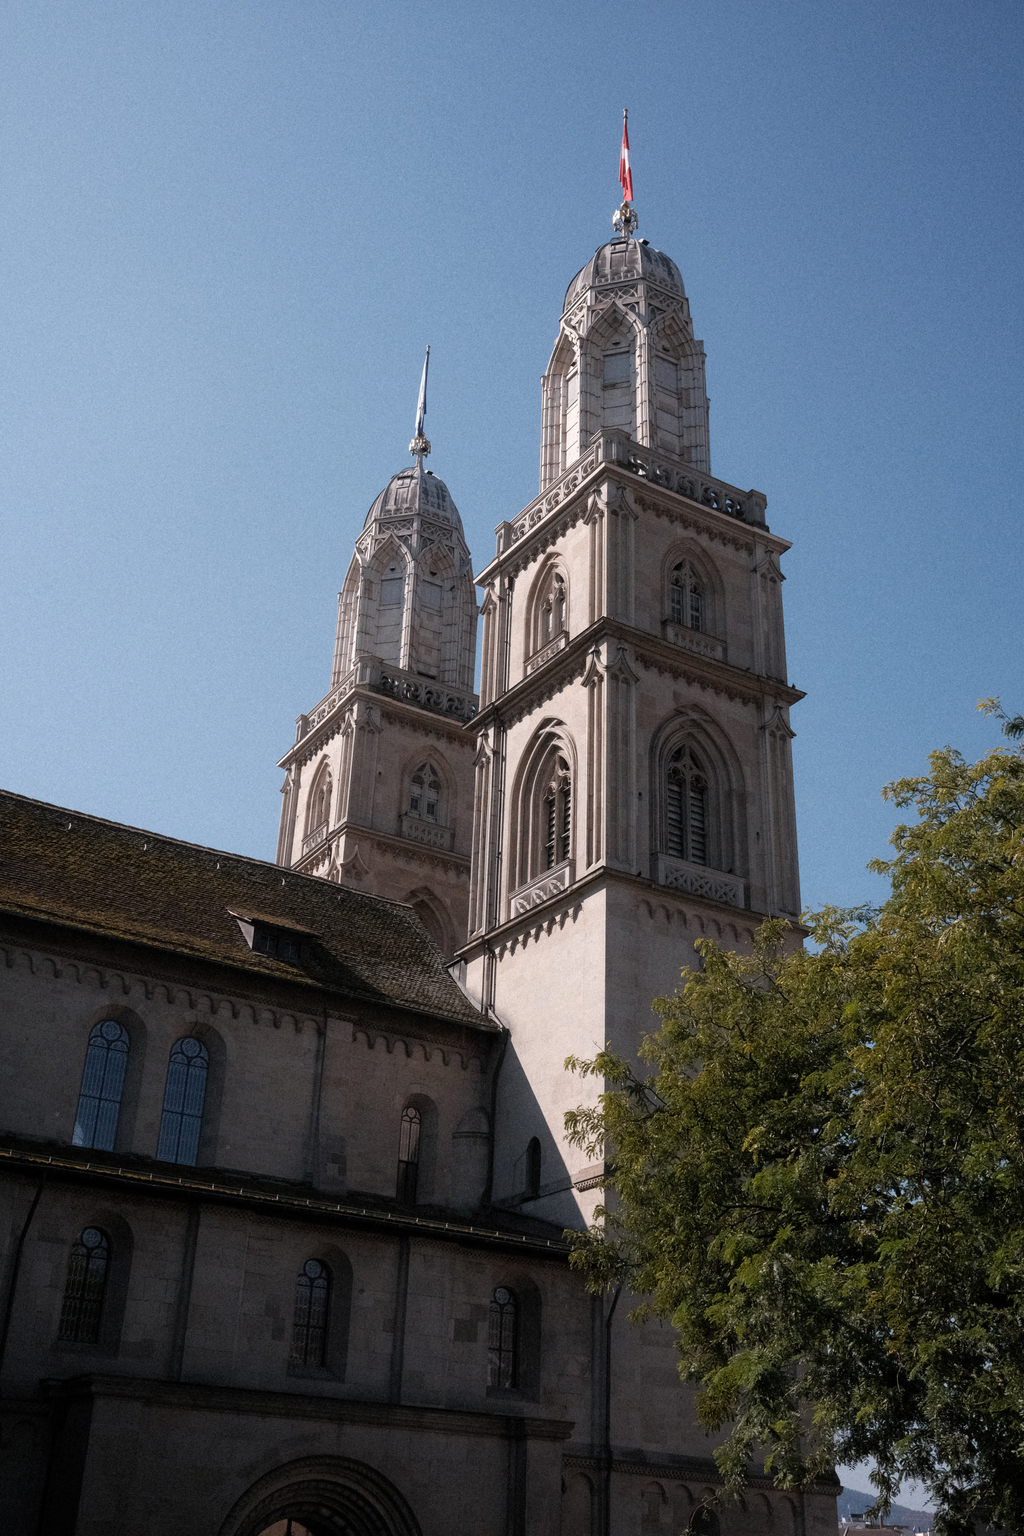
[{"x1": 274, "y1": 218, "x2": 802, "y2": 1224}]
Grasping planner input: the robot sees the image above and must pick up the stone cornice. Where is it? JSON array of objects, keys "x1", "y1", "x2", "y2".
[
  {"x1": 2, "y1": 1143, "x2": 567, "y2": 1257},
  {"x1": 296, "y1": 822, "x2": 471, "y2": 881},
  {"x1": 457, "y1": 864, "x2": 806, "y2": 965},
  {"x1": 471, "y1": 619, "x2": 803, "y2": 733},
  {"x1": 43, "y1": 1373, "x2": 574, "y2": 1436},
  {"x1": 279, "y1": 681, "x2": 476, "y2": 773},
  {"x1": 475, "y1": 433, "x2": 785, "y2": 586},
  {"x1": 563, "y1": 1448, "x2": 840, "y2": 1495}
]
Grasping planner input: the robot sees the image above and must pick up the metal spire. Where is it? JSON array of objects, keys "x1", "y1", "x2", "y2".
[
  {"x1": 613, "y1": 107, "x2": 639, "y2": 240},
  {"x1": 409, "y1": 345, "x2": 431, "y2": 466}
]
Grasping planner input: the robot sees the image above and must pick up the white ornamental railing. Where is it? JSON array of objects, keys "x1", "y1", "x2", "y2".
[
  {"x1": 656, "y1": 854, "x2": 745, "y2": 908},
  {"x1": 510, "y1": 860, "x2": 574, "y2": 918}
]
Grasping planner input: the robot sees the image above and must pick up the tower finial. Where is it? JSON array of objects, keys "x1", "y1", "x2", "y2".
[
  {"x1": 613, "y1": 107, "x2": 638, "y2": 240},
  {"x1": 409, "y1": 345, "x2": 431, "y2": 465}
]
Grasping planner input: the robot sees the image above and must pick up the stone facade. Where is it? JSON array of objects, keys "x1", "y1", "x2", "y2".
[{"x1": 0, "y1": 225, "x2": 835, "y2": 1536}]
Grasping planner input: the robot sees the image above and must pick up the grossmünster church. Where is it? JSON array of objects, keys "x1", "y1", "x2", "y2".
[{"x1": 0, "y1": 186, "x2": 836, "y2": 1536}]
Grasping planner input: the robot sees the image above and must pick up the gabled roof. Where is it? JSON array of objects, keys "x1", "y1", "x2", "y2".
[{"x1": 0, "y1": 790, "x2": 488, "y2": 1028}]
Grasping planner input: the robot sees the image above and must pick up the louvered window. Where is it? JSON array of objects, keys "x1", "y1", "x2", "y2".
[
  {"x1": 666, "y1": 747, "x2": 709, "y2": 866},
  {"x1": 543, "y1": 757, "x2": 571, "y2": 869}
]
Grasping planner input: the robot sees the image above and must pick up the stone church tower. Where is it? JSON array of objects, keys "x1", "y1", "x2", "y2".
[
  {"x1": 275, "y1": 354, "x2": 478, "y2": 958},
  {"x1": 460, "y1": 230, "x2": 803, "y2": 1226}
]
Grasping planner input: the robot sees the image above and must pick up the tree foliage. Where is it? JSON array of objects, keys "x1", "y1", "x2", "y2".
[{"x1": 566, "y1": 706, "x2": 1024, "y2": 1534}]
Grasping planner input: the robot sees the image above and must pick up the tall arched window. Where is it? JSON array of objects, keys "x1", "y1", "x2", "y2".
[
  {"x1": 290, "y1": 1259, "x2": 330, "y2": 1367},
  {"x1": 57, "y1": 1227, "x2": 109, "y2": 1343},
  {"x1": 526, "y1": 1138, "x2": 542, "y2": 1199},
  {"x1": 666, "y1": 746, "x2": 708, "y2": 865},
  {"x1": 544, "y1": 756, "x2": 572, "y2": 870},
  {"x1": 408, "y1": 762, "x2": 442, "y2": 823},
  {"x1": 487, "y1": 1286, "x2": 518, "y2": 1388},
  {"x1": 156, "y1": 1038, "x2": 210, "y2": 1165},
  {"x1": 670, "y1": 561, "x2": 705, "y2": 632},
  {"x1": 396, "y1": 1104, "x2": 421, "y2": 1203},
  {"x1": 72, "y1": 1020, "x2": 129, "y2": 1151}
]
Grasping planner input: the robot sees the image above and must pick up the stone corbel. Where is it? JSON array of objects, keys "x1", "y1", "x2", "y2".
[
  {"x1": 761, "y1": 704, "x2": 796, "y2": 739},
  {"x1": 605, "y1": 644, "x2": 639, "y2": 686},
  {"x1": 338, "y1": 844, "x2": 371, "y2": 882}
]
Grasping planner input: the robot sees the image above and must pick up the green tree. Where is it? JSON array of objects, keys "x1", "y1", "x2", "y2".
[{"x1": 566, "y1": 705, "x2": 1024, "y2": 1535}]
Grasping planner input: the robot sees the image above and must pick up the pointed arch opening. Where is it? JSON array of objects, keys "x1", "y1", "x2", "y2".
[
  {"x1": 649, "y1": 714, "x2": 748, "y2": 908},
  {"x1": 508, "y1": 727, "x2": 577, "y2": 909},
  {"x1": 524, "y1": 558, "x2": 570, "y2": 667}
]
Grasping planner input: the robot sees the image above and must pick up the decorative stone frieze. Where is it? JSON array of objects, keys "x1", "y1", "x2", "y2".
[{"x1": 509, "y1": 861, "x2": 574, "y2": 918}]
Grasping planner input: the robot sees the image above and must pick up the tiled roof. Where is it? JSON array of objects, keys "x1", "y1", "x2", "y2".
[{"x1": 0, "y1": 790, "x2": 488, "y2": 1027}]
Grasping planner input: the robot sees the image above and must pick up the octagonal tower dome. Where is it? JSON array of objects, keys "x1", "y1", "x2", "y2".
[{"x1": 540, "y1": 233, "x2": 710, "y2": 492}]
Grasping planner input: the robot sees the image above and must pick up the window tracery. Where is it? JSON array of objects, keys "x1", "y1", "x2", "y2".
[
  {"x1": 487, "y1": 1286, "x2": 518, "y2": 1388},
  {"x1": 305, "y1": 764, "x2": 332, "y2": 836},
  {"x1": 290, "y1": 1259, "x2": 329, "y2": 1367},
  {"x1": 58, "y1": 1227, "x2": 109, "y2": 1343},
  {"x1": 156, "y1": 1037, "x2": 209, "y2": 1165},
  {"x1": 408, "y1": 762, "x2": 442, "y2": 823},
  {"x1": 72, "y1": 1020, "x2": 129, "y2": 1152},
  {"x1": 528, "y1": 565, "x2": 569, "y2": 659},
  {"x1": 670, "y1": 561, "x2": 705, "y2": 633},
  {"x1": 666, "y1": 746, "x2": 708, "y2": 866}
]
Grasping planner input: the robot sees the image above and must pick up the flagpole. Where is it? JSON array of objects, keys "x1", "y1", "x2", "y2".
[{"x1": 614, "y1": 106, "x2": 638, "y2": 241}]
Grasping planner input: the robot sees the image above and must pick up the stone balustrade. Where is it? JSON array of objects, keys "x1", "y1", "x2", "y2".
[
  {"x1": 398, "y1": 814, "x2": 456, "y2": 852},
  {"x1": 656, "y1": 854, "x2": 745, "y2": 908},
  {"x1": 525, "y1": 631, "x2": 568, "y2": 675},
  {"x1": 296, "y1": 660, "x2": 477, "y2": 743},
  {"x1": 661, "y1": 621, "x2": 726, "y2": 663},
  {"x1": 498, "y1": 431, "x2": 767, "y2": 552}
]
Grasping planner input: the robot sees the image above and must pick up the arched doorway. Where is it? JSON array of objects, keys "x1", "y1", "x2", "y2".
[{"x1": 220, "y1": 1457, "x2": 421, "y2": 1536}]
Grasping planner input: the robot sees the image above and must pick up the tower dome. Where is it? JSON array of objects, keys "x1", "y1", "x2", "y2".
[
  {"x1": 540, "y1": 232, "x2": 710, "y2": 492},
  {"x1": 362, "y1": 465, "x2": 465, "y2": 534},
  {"x1": 562, "y1": 238, "x2": 685, "y2": 314}
]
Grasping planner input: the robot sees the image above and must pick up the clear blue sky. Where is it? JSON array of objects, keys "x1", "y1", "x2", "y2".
[
  {"x1": 2, "y1": 1, "x2": 1021, "y2": 923},
  {"x1": 2, "y1": 4, "x2": 1019, "y2": 1504}
]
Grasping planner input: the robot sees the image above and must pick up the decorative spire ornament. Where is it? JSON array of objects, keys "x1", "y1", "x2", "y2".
[
  {"x1": 613, "y1": 108, "x2": 639, "y2": 239},
  {"x1": 409, "y1": 345, "x2": 431, "y2": 465}
]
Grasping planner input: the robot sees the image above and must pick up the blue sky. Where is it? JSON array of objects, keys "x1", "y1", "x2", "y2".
[{"x1": 1, "y1": 1, "x2": 1020, "y2": 1507}]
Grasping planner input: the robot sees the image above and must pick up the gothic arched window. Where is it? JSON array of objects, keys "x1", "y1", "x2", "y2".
[
  {"x1": 544, "y1": 756, "x2": 572, "y2": 870},
  {"x1": 670, "y1": 561, "x2": 705, "y2": 632},
  {"x1": 529, "y1": 566, "x2": 569, "y2": 658},
  {"x1": 666, "y1": 746, "x2": 708, "y2": 866},
  {"x1": 488, "y1": 1286, "x2": 518, "y2": 1388},
  {"x1": 156, "y1": 1038, "x2": 210, "y2": 1166},
  {"x1": 306, "y1": 763, "x2": 332, "y2": 836},
  {"x1": 408, "y1": 762, "x2": 442, "y2": 823},
  {"x1": 57, "y1": 1227, "x2": 109, "y2": 1343},
  {"x1": 72, "y1": 1020, "x2": 129, "y2": 1151},
  {"x1": 291, "y1": 1259, "x2": 330, "y2": 1367},
  {"x1": 397, "y1": 1104, "x2": 421, "y2": 1203}
]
